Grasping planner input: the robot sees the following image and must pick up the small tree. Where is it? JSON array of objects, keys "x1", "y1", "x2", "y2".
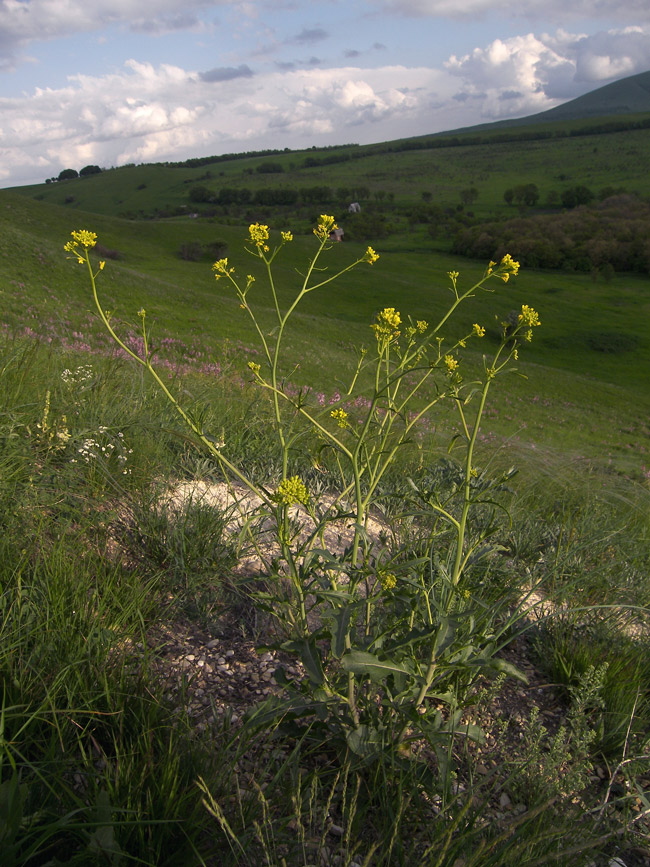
[
  {"x1": 80, "y1": 165, "x2": 102, "y2": 177},
  {"x1": 460, "y1": 187, "x2": 478, "y2": 206},
  {"x1": 58, "y1": 168, "x2": 78, "y2": 181},
  {"x1": 561, "y1": 185, "x2": 594, "y2": 209},
  {"x1": 189, "y1": 185, "x2": 213, "y2": 204}
]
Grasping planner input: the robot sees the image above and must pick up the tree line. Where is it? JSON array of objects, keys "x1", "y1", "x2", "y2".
[{"x1": 452, "y1": 193, "x2": 650, "y2": 275}]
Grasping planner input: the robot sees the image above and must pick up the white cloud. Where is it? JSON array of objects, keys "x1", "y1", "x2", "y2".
[
  {"x1": 0, "y1": 59, "x2": 456, "y2": 184},
  {"x1": 372, "y1": 0, "x2": 650, "y2": 22},
  {"x1": 446, "y1": 26, "x2": 650, "y2": 120},
  {"x1": 2, "y1": 12, "x2": 649, "y2": 186}
]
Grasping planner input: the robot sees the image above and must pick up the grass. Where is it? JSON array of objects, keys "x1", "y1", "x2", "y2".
[
  {"x1": 0, "y1": 315, "x2": 648, "y2": 863},
  {"x1": 0, "y1": 146, "x2": 649, "y2": 862},
  {"x1": 13, "y1": 118, "x2": 650, "y2": 218}
]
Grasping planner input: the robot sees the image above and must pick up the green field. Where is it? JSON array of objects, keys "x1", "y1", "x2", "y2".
[{"x1": 1, "y1": 121, "x2": 649, "y2": 865}]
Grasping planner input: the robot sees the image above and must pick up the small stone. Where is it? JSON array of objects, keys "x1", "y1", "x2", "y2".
[
  {"x1": 206, "y1": 639, "x2": 219, "y2": 649},
  {"x1": 186, "y1": 654, "x2": 196, "y2": 662},
  {"x1": 225, "y1": 649, "x2": 235, "y2": 657},
  {"x1": 499, "y1": 793, "x2": 511, "y2": 809}
]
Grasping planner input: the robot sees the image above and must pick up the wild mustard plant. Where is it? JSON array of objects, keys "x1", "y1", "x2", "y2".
[{"x1": 65, "y1": 222, "x2": 541, "y2": 762}]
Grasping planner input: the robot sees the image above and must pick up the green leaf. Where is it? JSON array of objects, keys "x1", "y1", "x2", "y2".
[
  {"x1": 282, "y1": 637, "x2": 325, "y2": 685},
  {"x1": 342, "y1": 651, "x2": 412, "y2": 683},
  {"x1": 0, "y1": 772, "x2": 25, "y2": 846},
  {"x1": 481, "y1": 656, "x2": 528, "y2": 683},
  {"x1": 461, "y1": 654, "x2": 528, "y2": 683},
  {"x1": 433, "y1": 617, "x2": 458, "y2": 657},
  {"x1": 346, "y1": 724, "x2": 384, "y2": 758},
  {"x1": 383, "y1": 626, "x2": 435, "y2": 654},
  {"x1": 329, "y1": 606, "x2": 352, "y2": 659}
]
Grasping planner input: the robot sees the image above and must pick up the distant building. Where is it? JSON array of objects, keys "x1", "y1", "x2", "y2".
[
  {"x1": 348, "y1": 202, "x2": 361, "y2": 213},
  {"x1": 329, "y1": 226, "x2": 345, "y2": 242}
]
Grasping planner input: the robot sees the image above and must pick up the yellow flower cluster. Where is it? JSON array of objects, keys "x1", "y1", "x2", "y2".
[
  {"x1": 416, "y1": 320, "x2": 428, "y2": 334},
  {"x1": 379, "y1": 572, "x2": 397, "y2": 591},
  {"x1": 364, "y1": 246, "x2": 379, "y2": 265},
  {"x1": 314, "y1": 214, "x2": 337, "y2": 241},
  {"x1": 249, "y1": 223, "x2": 270, "y2": 251},
  {"x1": 276, "y1": 476, "x2": 309, "y2": 506},
  {"x1": 212, "y1": 258, "x2": 234, "y2": 279},
  {"x1": 498, "y1": 253, "x2": 520, "y2": 282},
  {"x1": 444, "y1": 355, "x2": 459, "y2": 373},
  {"x1": 65, "y1": 229, "x2": 97, "y2": 249},
  {"x1": 247, "y1": 361, "x2": 261, "y2": 375},
  {"x1": 518, "y1": 304, "x2": 541, "y2": 328},
  {"x1": 64, "y1": 229, "x2": 98, "y2": 263},
  {"x1": 330, "y1": 408, "x2": 349, "y2": 428},
  {"x1": 371, "y1": 307, "x2": 402, "y2": 340},
  {"x1": 518, "y1": 304, "x2": 541, "y2": 341},
  {"x1": 281, "y1": 230, "x2": 293, "y2": 242},
  {"x1": 472, "y1": 323, "x2": 486, "y2": 337}
]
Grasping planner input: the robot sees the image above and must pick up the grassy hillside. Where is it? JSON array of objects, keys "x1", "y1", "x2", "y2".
[
  {"x1": 1, "y1": 189, "x2": 649, "y2": 485},
  {"x1": 2, "y1": 119, "x2": 650, "y2": 866},
  {"x1": 445, "y1": 69, "x2": 650, "y2": 133},
  {"x1": 12, "y1": 115, "x2": 650, "y2": 223}
]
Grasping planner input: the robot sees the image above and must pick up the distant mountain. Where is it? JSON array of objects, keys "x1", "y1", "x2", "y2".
[{"x1": 441, "y1": 69, "x2": 650, "y2": 135}]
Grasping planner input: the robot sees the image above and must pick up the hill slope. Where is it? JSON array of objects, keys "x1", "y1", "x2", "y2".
[{"x1": 442, "y1": 69, "x2": 650, "y2": 135}]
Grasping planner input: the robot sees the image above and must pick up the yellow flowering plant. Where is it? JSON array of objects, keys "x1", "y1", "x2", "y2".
[{"x1": 66, "y1": 224, "x2": 540, "y2": 762}]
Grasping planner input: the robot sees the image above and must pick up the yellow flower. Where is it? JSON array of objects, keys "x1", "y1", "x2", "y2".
[
  {"x1": 330, "y1": 408, "x2": 349, "y2": 428},
  {"x1": 212, "y1": 258, "x2": 230, "y2": 279},
  {"x1": 518, "y1": 304, "x2": 541, "y2": 328},
  {"x1": 314, "y1": 215, "x2": 336, "y2": 241},
  {"x1": 448, "y1": 270, "x2": 459, "y2": 284},
  {"x1": 371, "y1": 307, "x2": 401, "y2": 340},
  {"x1": 472, "y1": 323, "x2": 485, "y2": 338},
  {"x1": 486, "y1": 260, "x2": 497, "y2": 275},
  {"x1": 99, "y1": 261, "x2": 105, "y2": 271},
  {"x1": 364, "y1": 246, "x2": 379, "y2": 265},
  {"x1": 498, "y1": 253, "x2": 520, "y2": 281},
  {"x1": 416, "y1": 320, "x2": 428, "y2": 333},
  {"x1": 281, "y1": 230, "x2": 293, "y2": 242},
  {"x1": 379, "y1": 572, "x2": 397, "y2": 591},
  {"x1": 137, "y1": 308, "x2": 146, "y2": 318},
  {"x1": 247, "y1": 361, "x2": 261, "y2": 375},
  {"x1": 276, "y1": 476, "x2": 309, "y2": 506},
  {"x1": 71, "y1": 229, "x2": 97, "y2": 248},
  {"x1": 249, "y1": 223, "x2": 270, "y2": 250},
  {"x1": 444, "y1": 354, "x2": 459, "y2": 372}
]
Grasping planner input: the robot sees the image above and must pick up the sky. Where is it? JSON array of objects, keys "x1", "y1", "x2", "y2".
[{"x1": 1, "y1": 0, "x2": 650, "y2": 188}]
